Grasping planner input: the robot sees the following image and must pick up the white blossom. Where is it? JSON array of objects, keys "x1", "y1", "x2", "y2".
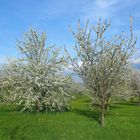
[{"x1": 0, "y1": 29, "x2": 71, "y2": 112}]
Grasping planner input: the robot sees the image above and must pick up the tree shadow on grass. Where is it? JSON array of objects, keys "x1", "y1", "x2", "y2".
[
  {"x1": 0, "y1": 105, "x2": 20, "y2": 112},
  {"x1": 109, "y1": 105, "x2": 122, "y2": 110},
  {"x1": 114, "y1": 102, "x2": 139, "y2": 106},
  {"x1": 72, "y1": 108, "x2": 100, "y2": 123},
  {"x1": 2, "y1": 122, "x2": 28, "y2": 140},
  {"x1": 81, "y1": 99, "x2": 91, "y2": 103}
]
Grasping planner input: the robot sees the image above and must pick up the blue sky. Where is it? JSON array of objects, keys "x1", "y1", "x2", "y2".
[{"x1": 0, "y1": 0, "x2": 140, "y2": 63}]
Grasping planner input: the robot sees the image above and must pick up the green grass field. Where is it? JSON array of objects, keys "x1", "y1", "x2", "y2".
[{"x1": 0, "y1": 97, "x2": 140, "y2": 140}]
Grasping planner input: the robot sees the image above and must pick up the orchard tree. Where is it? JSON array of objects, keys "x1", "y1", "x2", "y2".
[
  {"x1": 1, "y1": 29, "x2": 71, "y2": 112},
  {"x1": 130, "y1": 69, "x2": 140, "y2": 105},
  {"x1": 66, "y1": 18, "x2": 136, "y2": 127},
  {"x1": 0, "y1": 64, "x2": 11, "y2": 104}
]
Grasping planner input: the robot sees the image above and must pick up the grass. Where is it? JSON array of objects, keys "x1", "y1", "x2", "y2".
[{"x1": 0, "y1": 96, "x2": 140, "y2": 140}]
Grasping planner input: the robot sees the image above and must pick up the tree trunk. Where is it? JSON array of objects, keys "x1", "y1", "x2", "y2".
[
  {"x1": 105, "y1": 98, "x2": 110, "y2": 110},
  {"x1": 105, "y1": 104, "x2": 109, "y2": 110},
  {"x1": 35, "y1": 99, "x2": 40, "y2": 112},
  {"x1": 100, "y1": 101, "x2": 105, "y2": 127},
  {"x1": 130, "y1": 97, "x2": 134, "y2": 102}
]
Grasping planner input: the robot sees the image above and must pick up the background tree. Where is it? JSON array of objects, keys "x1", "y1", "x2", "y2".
[
  {"x1": 130, "y1": 69, "x2": 140, "y2": 105},
  {"x1": 0, "y1": 29, "x2": 71, "y2": 112},
  {"x1": 66, "y1": 18, "x2": 136, "y2": 127}
]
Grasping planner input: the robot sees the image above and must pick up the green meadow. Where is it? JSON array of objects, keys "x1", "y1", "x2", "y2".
[{"x1": 0, "y1": 96, "x2": 140, "y2": 140}]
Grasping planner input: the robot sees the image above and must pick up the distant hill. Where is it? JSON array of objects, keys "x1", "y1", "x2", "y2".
[
  {"x1": 64, "y1": 63, "x2": 140, "y2": 83},
  {"x1": 63, "y1": 70, "x2": 82, "y2": 83},
  {"x1": 133, "y1": 63, "x2": 140, "y2": 69}
]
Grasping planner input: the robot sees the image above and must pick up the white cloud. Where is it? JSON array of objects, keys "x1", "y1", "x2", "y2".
[
  {"x1": 132, "y1": 58, "x2": 140, "y2": 64},
  {"x1": 42, "y1": 0, "x2": 140, "y2": 27},
  {"x1": 95, "y1": 0, "x2": 118, "y2": 8},
  {"x1": 81, "y1": 0, "x2": 135, "y2": 20},
  {"x1": 43, "y1": 0, "x2": 118, "y2": 20}
]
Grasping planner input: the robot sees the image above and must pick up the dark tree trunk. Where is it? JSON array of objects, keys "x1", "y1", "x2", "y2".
[
  {"x1": 130, "y1": 97, "x2": 134, "y2": 102},
  {"x1": 100, "y1": 100, "x2": 105, "y2": 127},
  {"x1": 35, "y1": 99, "x2": 40, "y2": 112}
]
